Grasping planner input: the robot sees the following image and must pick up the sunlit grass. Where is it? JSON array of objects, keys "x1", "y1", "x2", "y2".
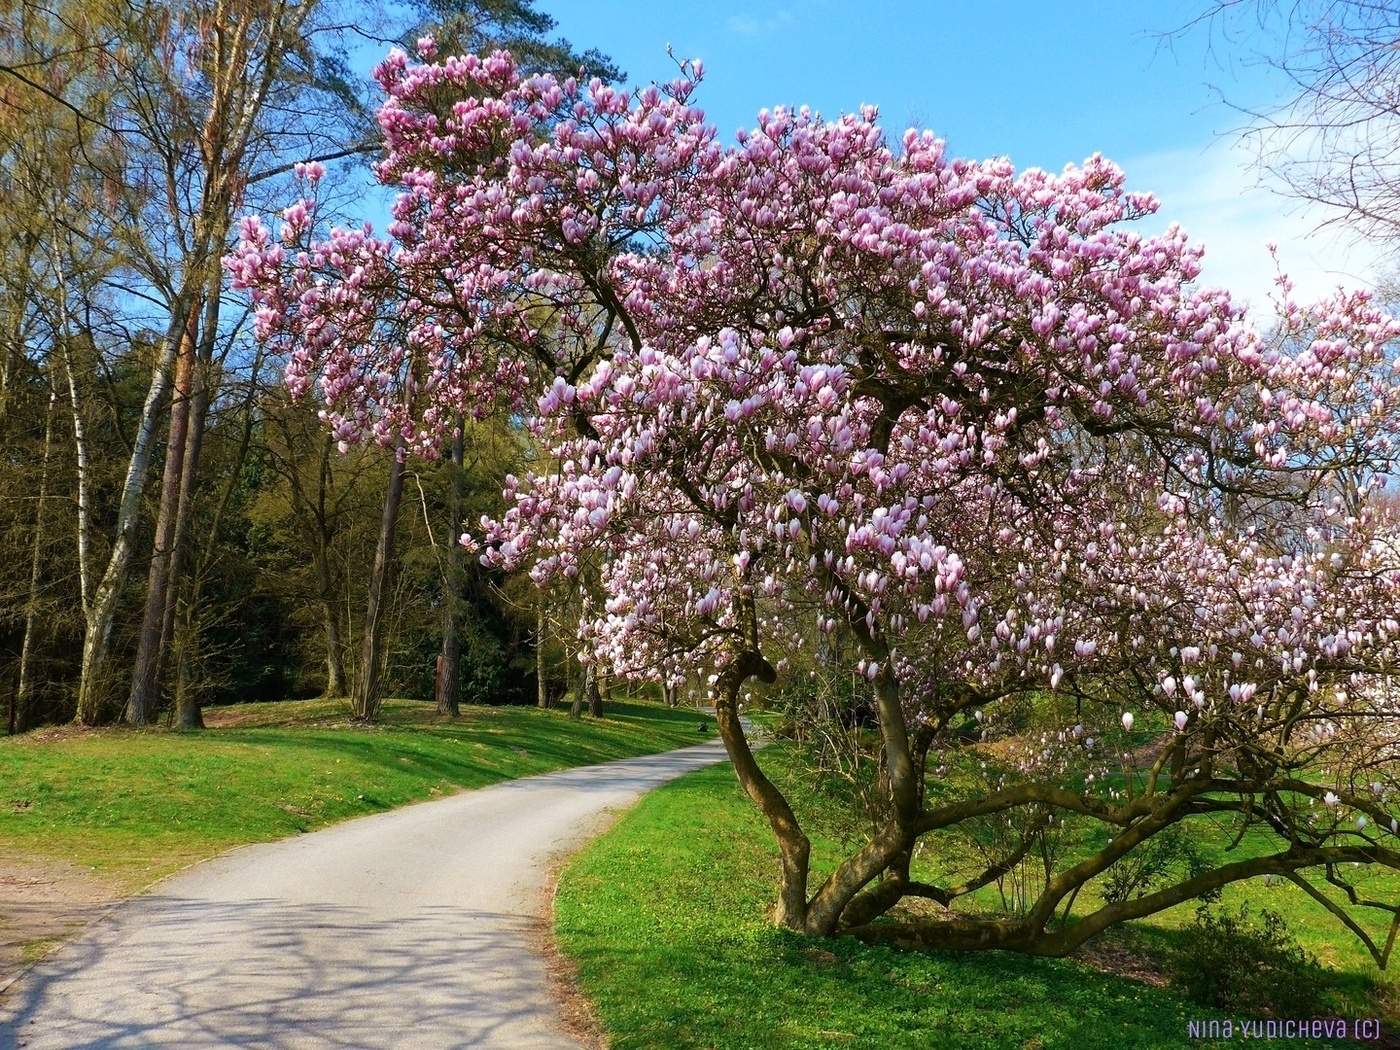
[
  {"x1": 0, "y1": 697, "x2": 712, "y2": 888},
  {"x1": 556, "y1": 747, "x2": 1387, "y2": 1050}
]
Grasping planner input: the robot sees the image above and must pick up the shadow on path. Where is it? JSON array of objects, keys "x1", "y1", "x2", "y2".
[
  {"x1": 3, "y1": 897, "x2": 562, "y2": 1049},
  {"x1": 0, "y1": 737, "x2": 733, "y2": 1049}
]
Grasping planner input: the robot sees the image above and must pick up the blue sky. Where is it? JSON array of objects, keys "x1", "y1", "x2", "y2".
[
  {"x1": 531, "y1": 1, "x2": 1383, "y2": 309},
  {"x1": 336, "y1": 2, "x2": 1381, "y2": 310},
  {"x1": 544, "y1": 0, "x2": 1264, "y2": 171}
]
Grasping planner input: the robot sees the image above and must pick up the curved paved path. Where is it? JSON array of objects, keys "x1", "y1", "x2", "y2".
[{"x1": 1, "y1": 738, "x2": 730, "y2": 1049}]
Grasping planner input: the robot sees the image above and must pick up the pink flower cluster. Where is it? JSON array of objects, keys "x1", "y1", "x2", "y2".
[{"x1": 229, "y1": 47, "x2": 1400, "y2": 809}]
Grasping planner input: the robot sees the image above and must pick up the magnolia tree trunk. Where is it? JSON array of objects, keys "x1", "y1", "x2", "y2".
[
  {"x1": 351, "y1": 447, "x2": 405, "y2": 722},
  {"x1": 712, "y1": 652, "x2": 813, "y2": 930},
  {"x1": 434, "y1": 421, "x2": 465, "y2": 716},
  {"x1": 314, "y1": 436, "x2": 347, "y2": 699},
  {"x1": 707, "y1": 643, "x2": 1400, "y2": 965}
]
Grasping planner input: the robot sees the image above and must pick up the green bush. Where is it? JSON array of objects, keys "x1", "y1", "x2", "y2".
[
  {"x1": 1101, "y1": 825, "x2": 1210, "y2": 906},
  {"x1": 1167, "y1": 902, "x2": 1323, "y2": 1017}
]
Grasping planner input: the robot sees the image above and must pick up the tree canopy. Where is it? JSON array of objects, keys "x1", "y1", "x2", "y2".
[{"x1": 230, "y1": 43, "x2": 1400, "y2": 957}]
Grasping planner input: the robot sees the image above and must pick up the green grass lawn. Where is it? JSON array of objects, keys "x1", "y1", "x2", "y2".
[
  {"x1": 555, "y1": 748, "x2": 1391, "y2": 1050},
  {"x1": 0, "y1": 697, "x2": 712, "y2": 887}
]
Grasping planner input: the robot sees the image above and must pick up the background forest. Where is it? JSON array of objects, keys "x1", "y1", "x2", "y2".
[{"x1": 0, "y1": 0, "x2": 619, "y2": 730}]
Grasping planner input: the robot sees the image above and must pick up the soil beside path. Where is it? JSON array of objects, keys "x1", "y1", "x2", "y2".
[{"x1": 0, "y1": 852, "x2": 119, "y2": 997}]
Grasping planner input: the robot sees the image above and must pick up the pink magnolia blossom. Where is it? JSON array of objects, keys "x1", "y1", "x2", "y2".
[{"x1": 230, "y1": 49, "x2": 1400, "y2": 934}]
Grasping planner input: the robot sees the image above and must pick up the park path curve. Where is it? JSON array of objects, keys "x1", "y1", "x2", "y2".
[{"x1": 1, "y1": 736, "x2": 730, "y2": 1049}]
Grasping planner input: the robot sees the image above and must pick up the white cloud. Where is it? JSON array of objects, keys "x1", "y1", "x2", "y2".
[
  {"x1": 726, "y1": 9, "x2": 794, "y2": 38},
  {"x1": 1123, "y1": 138, "x2": 1388, "y2": 314}
]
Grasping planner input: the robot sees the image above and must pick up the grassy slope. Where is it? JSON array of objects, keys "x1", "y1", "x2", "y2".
[
  {"x1": 556, "y1": 751, "x2": 1386, "y2": 1050},
  {"x1": 0, "y1": 698, "x2": 711, "y2": 888}
]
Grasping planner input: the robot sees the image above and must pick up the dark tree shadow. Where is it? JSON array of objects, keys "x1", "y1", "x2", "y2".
[{"x1": 2, "y1": 897, "x2": 573, "y2": 1048}]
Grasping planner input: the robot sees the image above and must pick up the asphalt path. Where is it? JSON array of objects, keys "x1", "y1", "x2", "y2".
[{"x1": 1, "y1": 737, "x2": 730, "y2": 1049}]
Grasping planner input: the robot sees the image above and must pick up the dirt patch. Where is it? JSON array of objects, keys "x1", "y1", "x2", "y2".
[
  {"x1": 200, "y1": 704, "x2": 338, "y2": 729},
  {"x1": 536, "y1": 883, "x2": 607, "y2": 1049},
  {"x1": 3, "y1": 724, "x2": 101, "y2": 747},
  {"x1": 0, "y1": 850, "x2": 120, "y2": 997},
  {"x1": 1071, "y1": 934, "x2": 1171, "y2": 988},
  {"x1": 534, "y1": 811, "x2": 632, "y2": 1050}
]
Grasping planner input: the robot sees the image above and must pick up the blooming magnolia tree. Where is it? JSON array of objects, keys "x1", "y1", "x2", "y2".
[{"x1": 232, "y1": 44, "x2": 1400, "y2": 957}]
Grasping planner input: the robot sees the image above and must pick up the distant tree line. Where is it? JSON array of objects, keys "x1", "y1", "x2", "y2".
[{"x1": 0, "y1": 0, "x2": 618, "y2": 729}]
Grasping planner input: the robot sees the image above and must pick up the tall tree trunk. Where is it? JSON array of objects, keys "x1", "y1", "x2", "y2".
[
  {"x1": 351, "y1": 446, "x2": 405, "y2": 722},
  {"x1": 126, "y1": 311, "x2": 199, "y2": 725},
  {"x1": 165, "y1": 281, "x2": 220, "y2": 731},
  {"x1": 171, "y1": 617, "x2": 201, "y2": 730},
  {"x1": 570, "y1": 662, "x2": 585, "y2": 720},
  {"x1": 323, "y1": 610, "x2": 347, "y2": 697},
  {"x1": 587, "y1": 664, "x2": 604, "y2": 718},
  {"x1": 535, "y1": 594, "x2": 548, "y2": 709},
  {"x1": 175, "y1": 339, "x2": 266, "y2": 714},
  {"x1": 13, "y1": 380, "x2": 57, "y2": 734},
  {"x1": 72, "y1": 281, "x2": 194, "y2": 724},
  {"x1": 0, "y1": 249, "x2": 32, "y2": 445},
  {"x1": 56, "y1": 0, "x2": 311, "y2": 726},
  {"x1": 167, "y1": 374, "x2": 209, "y2": 730},
  {"x1": 310, "y1": 432, "x2": 346, "y2": 698},
  {"x1": 317, "y1": 550, "x2": 347, "y2": 697},
  {"x1": 434, "y1": 420, "x2": 465, "y2": 716}
]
